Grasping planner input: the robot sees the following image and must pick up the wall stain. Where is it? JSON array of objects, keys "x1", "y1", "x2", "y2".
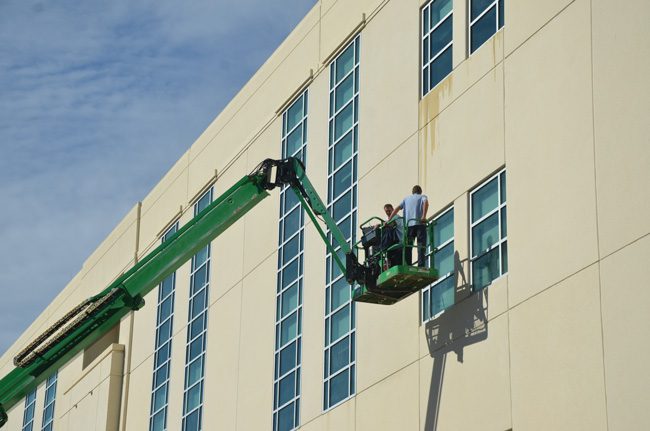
[{"x1": 418, "y1": 75, "x2": 454, "y2": 192}]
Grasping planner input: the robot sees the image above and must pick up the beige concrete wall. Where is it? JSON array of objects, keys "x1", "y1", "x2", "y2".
[{"x1": 3, "y1": 0, "x2": 649, "y2": 430}]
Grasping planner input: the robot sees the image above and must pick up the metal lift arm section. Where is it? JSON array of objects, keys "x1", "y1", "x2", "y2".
[{"x1": 0, "y1": 157, "x2": 350, "y2": 427}]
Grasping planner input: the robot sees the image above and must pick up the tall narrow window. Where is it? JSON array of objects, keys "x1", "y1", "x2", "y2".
[
  {"x1": 182, "y1": 189, "x2": 213, "y2": 431},
  {"x1": 421, "y1": 0, "x2": 453, "y2": 96},
  {"x1": 470, "y1": 169, "x2": 507, "y2": 290},
  {"x1": 273, "y1": 90, "x2": 308, "y2": 431},
  {"x1": 21, "y1": 389, "x2": 36, "y2": 431},
  {"x1": 324, "y1": 36, "x2": 359, "y2": 411},
  {"x1": 422, "y1": 207, "x2": 455, "y2": 321},
  {"x1": 40, "y1": 372, "x2": 57, "y2": 431},
  {"x1": 150, "y1": 222, "x2": 179, "y2": 431},
  {"x1": 469, "y1": 0, "x2": 504, "y2": 54}
]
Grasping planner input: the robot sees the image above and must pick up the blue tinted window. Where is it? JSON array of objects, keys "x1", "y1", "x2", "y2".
[
  {"x1": 422, "y1": 0, "x2": 453, "y2": 96},
  {"x1": 274, "y1": 91, "x2": 308, "y2": 431},
  {"x1": 324, "y1": 36, "x2": 359, "y2": 411},
  {"x1": 470, "y1": 170, "x2": 507, "y2": 290},
  {"x1": 469, "y1": 0, "x2": 504, "y2": 53}
]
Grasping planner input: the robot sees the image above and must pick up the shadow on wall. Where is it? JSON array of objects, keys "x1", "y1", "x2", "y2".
[{"x1": 423, "y1": 252, "x2": 489, "y2": 431}]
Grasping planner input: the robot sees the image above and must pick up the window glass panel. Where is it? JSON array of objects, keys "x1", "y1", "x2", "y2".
[
  {"x1": 286, "y1": 97, "x2": 304, "y2": 131},
  {"x1": 422, "y1": 36, "x2": 429, "y2": 65},
  {"x1": 277, "y1": 402, "x2": 295, "y2": 431},
  {"x1": 284, "y1": 188, "x2": 299, "y2": 213},
  {"x1": 156, "y1": 342, "x2": 171, "y2": 367},
  {"x1": 286, "y1": 124, "x2": 303, "y2": 156},
  {"x1": 330, "y1": 305, "x2": 350, "y2": 342},
  {"x1": 472, "y1": 212, "x2": 499, "y2": 257},
  {"x1": 282, "y1": 235, "x2": 300, "y2": 266},
  {"x1": 471, "y1": 5, "x2": 497, "y2": 53},
  {"x1": 155, "y1": 363, "x2": 169, "y2": 387},
  {"x1": 278, "y1": 371, "x2": 296, "y2": 406},
  {"x1": 471, "y1": 177, "x2": 498, "y2": 222},
  {"x1": 282, "y1": 258, "x2": 300, "y2": 289},
  {"x1": 193, "y1": 247, "x2": 209, "y2": 270},
  {"x1": 281, "y1": 312, "x2": 298, "y2": 346},
  {"x1": 498, "y1": 0, "x2": 504, "y2": 27},
  {"x1": 186, "y1": 358, "x2": 203, "y2": 388},
  {"x1": 429, "y1": 15, "x2": 452, "y2": 55},
  {"x1": 429, "y1": 45, "x2": 452, "y2": 89},
  {"x1": 433, "y1": 209, "x2": 453, "y2": 247},
  {"x1": 430, "y1": 0, "x2": 453, "y2": 24},
  {"x1": 190, "y1": 291, "x2": 206, "y2": 319},
  {"x1": 329, "y1": 369, "x2": 349, "y2": 406},
  {"x1": 332, "y1": 191, "x2": 352, "y2": 221},
  {"x1": 430, "y1": 276, "x2": 455, "y2": 316},
  {"x1": 191, "y1": 265, "x2": 207, "y2": 294},
  {"x1": 501, "y1": 241, "x2": 508, "y2": 273},
  {"x1": 159, "y1": 296, "x2": 173, "y2": 322},
  {"x1": 471, "y1": 0, "x2": 495, "y2": 20},
  {"x1": 185, "y1": 383, "x2": 202, "y2": 412},
  {"x1": 188, "y1": 335, "x2": 203, "y2": 362},
  {"x1": 195, "y1": 190, "x2": 212, "y2": 214},
  {"x1": 279, "y1": 341, "x2": 297, "y2": 376},
  {"x1": 501, "y1": 207, "x2": 507, "y2": 237},
  {"x1": 153, "y1": 385, "x2": 167, "y2": 411},
  {"x1": 334, "y1": 103, "x2": 354, "y2": 141},
  {"x1": 473, "y1": 247, "x2": 500, "y2": 289},
  {"x1": 160, "y1": 275, "x2": 174, "y2": 298},
  {"x1": 151, "y1": 411, "x2": 165, "y2": 431},
  {"x1": 500, "y1": 171, "x2": 506, "y2": 202},
  {"x1": 281, "y1": 283, "x2": 299, "y2": 317},
  {"x1": 434, "y1": 242, "x2": 455, "y2": 276},
  {"x1": 329, "y1": 336, "x2": 350, "y2": 375},
  {"x1": 157, "y1": 320, "x2": 171, "y2": 346},
  {"x1": 331, "y1": 277, "x2": 350, "y2": 311},
  {"x1": 335, "y1": 74, "x2": 354, "y2": 111},
  {"x1": 189, "y1": 313, "x2": 206, "y2": 339},
  {"x1": 333, "y1": 161, "x2": 352, "y2": 198},
  {"x1": 333, "y1": 131, "x2": 353, "y2": 169},
  {"x1": 283, "y1": 208, "x2": 300, "y2": 240},
  {"x1": 183, "y1": 410, "x2": 200, "y2": 431},
  {"x1": 335, "y1": 44, "x2": 355, "y2": 82}
]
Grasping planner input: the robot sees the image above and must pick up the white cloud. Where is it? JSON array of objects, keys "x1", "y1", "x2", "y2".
[{"x1": 0, "y1": 0, "x2": 317, "y2": 354}]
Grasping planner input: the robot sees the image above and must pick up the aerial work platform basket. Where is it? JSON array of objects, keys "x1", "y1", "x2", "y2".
[{"x1": 351, "y1": 216, "x2": 439, "y2": 305}]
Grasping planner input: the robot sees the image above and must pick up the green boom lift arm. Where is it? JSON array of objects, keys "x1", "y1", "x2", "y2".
[{"x1": 0, "y1": 157, "x2": 435, "y2": 427}]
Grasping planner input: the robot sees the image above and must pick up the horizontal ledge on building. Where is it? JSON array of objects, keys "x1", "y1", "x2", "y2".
[
  {"x1": 321, "y1": 13, "x2": 366, "y2": 67},
  {"x1": 275, "y1": 70, "x2": 314, "y2": 115}
]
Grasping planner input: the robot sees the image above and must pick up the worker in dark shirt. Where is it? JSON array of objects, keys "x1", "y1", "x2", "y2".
[{"x1": 380, "y1": 203, "x2": 403, "y2": 267}]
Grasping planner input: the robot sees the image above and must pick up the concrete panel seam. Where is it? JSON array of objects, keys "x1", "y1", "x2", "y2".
[
  {"x1": 589, "y1": 0, "x2": 610, "y2": 427},
  {"x1": 599, "y1": 231, "x2": 650, "y2": 264},
  {"x1": 510, "y1": 261, "x2": 599, "y2": 311},
  {"x1": 503, "y1": 0, "x2": 577, "y2": 62}
]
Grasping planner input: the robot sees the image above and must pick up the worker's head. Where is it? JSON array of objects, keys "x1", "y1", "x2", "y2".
[
  {"x1": 412, "y1": 185, "x2": 422, "y2": 194},
  {"x1": 383, "y1": 203, "x2": 393, "y2": 217}
]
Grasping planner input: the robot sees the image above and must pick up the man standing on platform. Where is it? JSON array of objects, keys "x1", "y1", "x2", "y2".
[{"x1": 389, "y1": 185, "x2": 429, "y2": 267}]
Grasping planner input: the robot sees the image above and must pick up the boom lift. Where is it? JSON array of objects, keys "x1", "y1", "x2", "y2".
[{"x1": 0, "y1": 157, "x2": 437, "y2": 427}]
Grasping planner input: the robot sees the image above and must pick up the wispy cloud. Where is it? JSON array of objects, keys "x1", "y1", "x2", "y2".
[{"x1": 0, "y1": 0, "x2": 317, "y2": 355}]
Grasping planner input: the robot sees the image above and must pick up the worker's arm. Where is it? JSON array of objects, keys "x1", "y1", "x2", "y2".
[
  {"x1": 422, "y1": 200, "x2": 429, "y2": 223},
  {"x1": 389, "y1": 204, "x2": 402, "y2": 221}
]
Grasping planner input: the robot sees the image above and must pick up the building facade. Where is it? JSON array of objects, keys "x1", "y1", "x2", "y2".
[{"x1": 1, "y1": 0, "x2": 649, "y2": 430}]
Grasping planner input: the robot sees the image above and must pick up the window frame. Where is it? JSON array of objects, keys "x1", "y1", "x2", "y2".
[
  {"x1": 421, "y1": 0, "x2": 454, "y2": 97},
  {"x1": 323, "y1": 35, "x2": 360, "y2": 412},
  {"x1": 468, "y1": 0, "x2": 505, "y2": 55},
  {"x1": 21, "y1": 389, "x2": 37, "y2": 431},
  {"x1": 273, "y1": 90, "x2": 308, "y2": 431},
  {"x1": 181, "y1": 188, "x2": 213, "y2": 431},
  {"x1": 422, "y1": 205, "x2": 455, "y2": 322},
  {"x1": 469, "y1": 168, "x2": 507, "y2": 290}
]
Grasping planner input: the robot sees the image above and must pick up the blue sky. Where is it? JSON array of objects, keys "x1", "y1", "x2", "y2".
[{"x1": 0, "y1": 0, "x2": 317, "y2": 355}]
